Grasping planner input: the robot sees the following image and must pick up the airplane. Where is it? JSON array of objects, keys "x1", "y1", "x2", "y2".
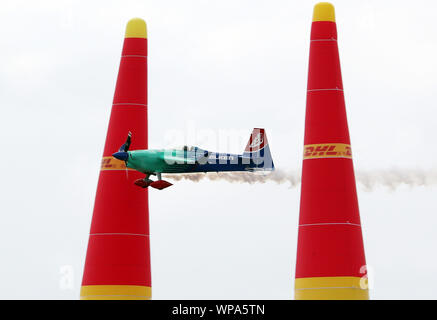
[{"x1": 112, "y1": 128, "x2": 274, "y2": 190}]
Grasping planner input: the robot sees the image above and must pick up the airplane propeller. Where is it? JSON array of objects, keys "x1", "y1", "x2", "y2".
[
  {"x1": 113, "y1": 132, "x2": 131, "y2": 161},
  {"x1": 112, "y1": 132, "x2": 132, "y2": 179},
  {"x1": 119, "y1": 131, "x2": 132, "y2": 152}
]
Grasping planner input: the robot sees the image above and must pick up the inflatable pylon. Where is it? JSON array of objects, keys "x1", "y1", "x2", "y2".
[
  {"x1": 81, "y1": 18, "x2": 151, "y2": 300},
  {"x1": 294, "y1": 3, "x2": 369, "y2": 300}
]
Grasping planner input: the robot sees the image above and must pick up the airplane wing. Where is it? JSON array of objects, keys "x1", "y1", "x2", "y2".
[
  {"x1": 194, "y1": 148, "x2": 210, "y2": 164},
  {"x1": 163, "y1": 154, "x2": 196, "y2": 165}
]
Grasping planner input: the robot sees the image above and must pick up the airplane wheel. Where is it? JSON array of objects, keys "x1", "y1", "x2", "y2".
[{"x1": 134, "y1": 179, "x2": 152, "y2": 188}]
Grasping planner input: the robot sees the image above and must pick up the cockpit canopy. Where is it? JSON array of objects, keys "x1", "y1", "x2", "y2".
[
  {"x1": 182, "y1": 145, "x2": 196, "y2": 152},
  {"x1": 176, "y1": 145, "x2": 208, "y2": 157},
  {"x1": 171, "y1": 145, "x2": 208, "y2": 156}
]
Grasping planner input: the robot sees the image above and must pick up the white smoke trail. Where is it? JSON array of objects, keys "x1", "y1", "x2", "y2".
[
  {"x1": 355, "y1": 169, "x2": 437, "y2": 191},
  {"x1": 163, "y1": 168, "x2": 437, "y2": 191},
  {"x1": 164, "y1": 169, "x2": 300, "y2": 187}
]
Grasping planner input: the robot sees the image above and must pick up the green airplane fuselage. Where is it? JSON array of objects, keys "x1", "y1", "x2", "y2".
[{"x1": 124, "y1": 148, "x2": 251, "y2": 175}]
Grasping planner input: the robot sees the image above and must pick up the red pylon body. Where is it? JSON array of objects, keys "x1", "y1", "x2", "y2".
[
  {"x1": 81, "y1": 18, "x2": 151, "y2": 300},
  {"x1": 294, "y1": 3, "x2": 369, "y2": 300}
]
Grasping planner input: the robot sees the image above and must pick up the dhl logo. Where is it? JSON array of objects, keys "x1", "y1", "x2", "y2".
[
  {"x1": 100, "y1": 156, "x2": 135, "y2": 171},
  {"x1": 303, "y1": 143, "x2": 352, "y2": 160}
]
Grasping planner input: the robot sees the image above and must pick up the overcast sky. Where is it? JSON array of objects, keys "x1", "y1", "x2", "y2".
[{"x1": 0, "y1": 0, "x2": 436, "y2": 299}]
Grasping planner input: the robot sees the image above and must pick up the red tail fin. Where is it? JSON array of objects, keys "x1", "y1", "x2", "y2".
[{"x1": 244, "y1": 128, "x2": 267, "y2": 153}]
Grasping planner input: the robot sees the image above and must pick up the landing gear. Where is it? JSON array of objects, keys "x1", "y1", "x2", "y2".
[
  {"x1": 134, "y1": 177, "x2": 153, "y2": 188},
  {"x1": 134, "y1": 173, "x2": 173, "y2": 190},
  {"x1": 150, "y1": 180, "x2": 173, "y2": 190}
]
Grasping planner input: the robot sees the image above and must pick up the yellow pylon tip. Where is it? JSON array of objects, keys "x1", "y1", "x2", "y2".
[
  {"x1": 125, "y1": 18, "x2": 147, "y2": 39},
  {"x1": 313, "y1": 2, "x2": 336, "y2": 22}
]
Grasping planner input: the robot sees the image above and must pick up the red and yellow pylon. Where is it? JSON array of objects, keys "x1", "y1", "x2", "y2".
[
  {"x1": 295, "y1": 3, "x2": 369, "y2": 300},
  {"x1": 81, "y1": 18, "x2": 151, "y2": 300}
]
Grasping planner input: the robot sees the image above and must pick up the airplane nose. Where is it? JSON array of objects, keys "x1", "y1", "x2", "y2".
[{"x1": 112, "y1": 151, "x2": 129, "y2": 161}]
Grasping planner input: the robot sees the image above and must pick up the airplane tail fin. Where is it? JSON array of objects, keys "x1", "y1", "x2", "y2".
[{"x1": 243, "y1": 128, "x2": 275, "y2": 171}]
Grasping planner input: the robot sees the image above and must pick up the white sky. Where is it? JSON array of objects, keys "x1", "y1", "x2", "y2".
[{"x1": 0, "y1": 0, "x2": 436, "y2": 299}]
